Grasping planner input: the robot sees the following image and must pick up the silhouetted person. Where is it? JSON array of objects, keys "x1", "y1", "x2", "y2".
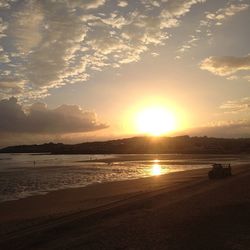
[{"x1": 228, "y1": 164, "x2": 232, "y2": 175}]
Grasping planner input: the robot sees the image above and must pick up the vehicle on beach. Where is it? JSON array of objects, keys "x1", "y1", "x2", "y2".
[{"x1": 208, "y1": 163, "x2": 232, "y2": 179}]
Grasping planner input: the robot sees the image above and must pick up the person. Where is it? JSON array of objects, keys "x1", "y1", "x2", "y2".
[
  {"x1": 33, "y1": 161, "x2": 36, "y2": 167},
  {"x1": 228, "y1": 163, "x2": 232, "y2": 175}
]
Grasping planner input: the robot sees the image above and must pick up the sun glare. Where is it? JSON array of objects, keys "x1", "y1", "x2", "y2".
[
  {"x1": 151, "y1": 163, "x2": 161, "y2": 176},
  {"x1": 136, "y1": 106, "x2": 176, "y2": 136}
]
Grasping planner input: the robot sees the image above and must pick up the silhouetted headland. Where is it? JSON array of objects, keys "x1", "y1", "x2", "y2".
[{"x1": 1, "y1": 135, "x2": 250, "y2": 154}]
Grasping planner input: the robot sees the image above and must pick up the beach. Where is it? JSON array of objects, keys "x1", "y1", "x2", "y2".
[{"x1": 1, "y1": 164, "x2": 250, "y2": 249}]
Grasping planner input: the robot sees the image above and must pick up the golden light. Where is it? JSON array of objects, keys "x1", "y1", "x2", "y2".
[
  {"x1": 136, "y1": 106, "x2": 176, "y2": 136},
  {"x1": 151, "y1": 163, "x2": 162, "y2": 176}
]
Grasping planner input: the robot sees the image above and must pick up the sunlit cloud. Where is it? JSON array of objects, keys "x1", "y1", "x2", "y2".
[
  {"x1": 176, "y1": 1, "x2": 249, "y2": 57},
  {"x1": 200, "y1": 55, "x2": 250, "y2": 77},
  {"x1": 9, "y1": 0, "x2": 44, "y2": 54},
  {"x1": 220, "y1": 97, "x2": 250, "y2": 113},
  {"x1": 205, "y1": 3, "x2": 249, "y2": 24},
  {"x1": 65, "y1": 0, "x2": 106, "y2": 10},
  {"x1": 0, "y1": 0, "x2": 14, "y2": 9},
  {"x1": 177, "y1": 35, "x2": 199, "y2": 54},
  {"x1": 0, "y1": 79, "x2": 25, "y2": 96},
  {"x1": 0, "y1": 0, "x2": 208, "y2": 101},
  {"x1": 200, "y1": 2, "x2": 249, "y2": 32},
  {"x1": 117, "y1": 1, "x2": 128, "y2": 8}
]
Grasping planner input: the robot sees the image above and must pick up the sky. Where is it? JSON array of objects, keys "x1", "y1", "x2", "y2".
[{"x1": 0, "y1": 0, "x2": 250, "y2": 147}]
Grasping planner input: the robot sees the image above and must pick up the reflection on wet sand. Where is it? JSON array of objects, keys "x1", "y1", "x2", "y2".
[
  {"x1": 151, "y1": 163, "x2": 161, "y2": 175},
  {"x1": 150, "y1": 159, "x2": 171, "y2": 176},
  {"x1": 151, "y1": 160, "x2": 161, "y2": 176}
]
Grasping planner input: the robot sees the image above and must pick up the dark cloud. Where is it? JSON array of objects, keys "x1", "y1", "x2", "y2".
[{"x1": 0, "y1": 97, "x2": 108, "y2": 134}]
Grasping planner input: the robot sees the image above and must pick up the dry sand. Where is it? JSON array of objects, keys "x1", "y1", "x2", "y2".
[{"x1": 1, "y1": 164, "x2": 250, "y2": 249}]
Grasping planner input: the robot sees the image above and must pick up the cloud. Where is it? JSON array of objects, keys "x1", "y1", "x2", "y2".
[
  {"x1": 177, "y1": 2, "x2": 249, "y2": 57},
  {"x1": 118, "y1": 1, "x2": 128, "y2": 8},
  {"x1": 0, "y1": 0, "x2": 14, "y2": 9},
  {"x1": 0, "y1": 17, "x2": 8, "y2": 38},
  {"x1": 200, "y1": 55, "x2": 250, "y2": 76},
  {"x1": 205, "y1": 3, "x2": 249, "y2": 23},
  {"x1": 0, "y1": 79, "x2": 25, "y2": 96},
  {"x1": 200, "y1": 2, "x2": 249, "y2": 29},
  {"x1": 0, "y1": 97, "x2": 108, "y2": 134},
  {"x1": 141, "y1": 0, "x2": 161, "y2": 8},
  {"x1": 66, "y1": 0, "x2": 105, "y2": 10},
  {"x1": 186, "y1": 119, "x2": 250, "y2": 138},
  {"x1": 161, "y1": 0, "x2": 206, "y2": 18},
  {"x1": 220, "y1": 97, "x2": 250, "y2": 113},
  {"x1": 8, "y1": 0, "x2": 44, "y2": 54},
  {"x1": 0, "y1": 0, "x2": 207, "y2": 101},
  {"x1": 151, "y1": 52, "x2": 159, "y2": 57},
  {"x1": 101, "y1": 13, "x2": 129, "y2": 29},
  {"x1": 1, "y1": 0, "x2": 91, "y2": 99},
  {"x1": 243, "y1": 75, "x2": 250, "y2": 82},
  {"x1": 0, "y1": 49, "x2": 10, "y2": 63},
  {"x1": 177, "y1": 35, "x2": 199, "y2": 54}
]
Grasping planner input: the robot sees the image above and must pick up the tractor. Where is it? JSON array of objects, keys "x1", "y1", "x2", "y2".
[{"x1": 208, "y1": 163, "x2": 232, "y2": 180}]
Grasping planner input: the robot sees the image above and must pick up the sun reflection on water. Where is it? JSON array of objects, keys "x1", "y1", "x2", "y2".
[{"x1": 151, "y1": 163, "x2": 161, "y2": 176}]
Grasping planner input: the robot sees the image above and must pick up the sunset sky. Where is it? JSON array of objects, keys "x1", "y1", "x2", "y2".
[{"x1": 0, "y1": 0, "x2": 250, "y2": 146}]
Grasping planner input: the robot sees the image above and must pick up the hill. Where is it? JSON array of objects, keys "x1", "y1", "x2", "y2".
[{"x1": 1, "y1": 136, "x2": 250, "y2": 154}]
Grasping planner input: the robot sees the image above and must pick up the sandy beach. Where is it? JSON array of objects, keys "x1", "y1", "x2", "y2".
[{"x1": 1, "y1": 164, "x2": 250, "y2": 249}]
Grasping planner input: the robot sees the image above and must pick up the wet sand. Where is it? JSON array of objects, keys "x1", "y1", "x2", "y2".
[{"x1": 1, "y1": 164, "x2": 250, "y2": 249}]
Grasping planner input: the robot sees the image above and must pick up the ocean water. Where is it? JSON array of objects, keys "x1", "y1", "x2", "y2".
[{"x1": 0, "y1": 153, "x2": 249, "y2": 202}]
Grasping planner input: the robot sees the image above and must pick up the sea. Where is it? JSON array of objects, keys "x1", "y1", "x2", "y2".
[{"x1": 0, "y1": 153, "x2": 250, "y2": 202}]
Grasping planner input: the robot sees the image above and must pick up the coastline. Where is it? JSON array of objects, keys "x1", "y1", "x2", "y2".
[
  {"x1": 1, "y1": 153, "x2": 231, "y2": 203},
  {"x1": 1, "y1": 164, "x2": 250, "y2": 249},
  {"x1": 0, "y1": 167, "x2": 211, "y2": 222}
]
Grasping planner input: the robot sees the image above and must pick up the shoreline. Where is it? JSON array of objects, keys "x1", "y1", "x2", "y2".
[
  {"x1": 0, "y1": 158, "x2": 219, "y2": 203},
  {"x1": 0, "y1": 166, "x2": 211, "y2": 221},
  {"x1": 0, "y1": 165, "x2": 209, "y2": 204},
  {"x1": 1, "y1": 164, "x2": 249, "y2": 220},
  {"x1": 1, "y1": 163, "x2": 250, "y2": 249}
]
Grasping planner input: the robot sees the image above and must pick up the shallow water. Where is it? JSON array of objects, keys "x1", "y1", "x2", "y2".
[{"x1": 0, "y1": 153, "x2": 249, "y2": 202}]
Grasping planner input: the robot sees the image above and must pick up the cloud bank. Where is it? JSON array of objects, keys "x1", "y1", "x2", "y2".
[
  {"x1": 186, "y1": 119, "x2": 250, "y2": 138},
  {"x1": 0, "y1": 97, "x2": 107, "y2": 134}
]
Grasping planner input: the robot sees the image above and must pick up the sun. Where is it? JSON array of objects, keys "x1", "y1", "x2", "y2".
[{"x1": 136, "y1": 106, "x2": 176, "y2": 136}]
